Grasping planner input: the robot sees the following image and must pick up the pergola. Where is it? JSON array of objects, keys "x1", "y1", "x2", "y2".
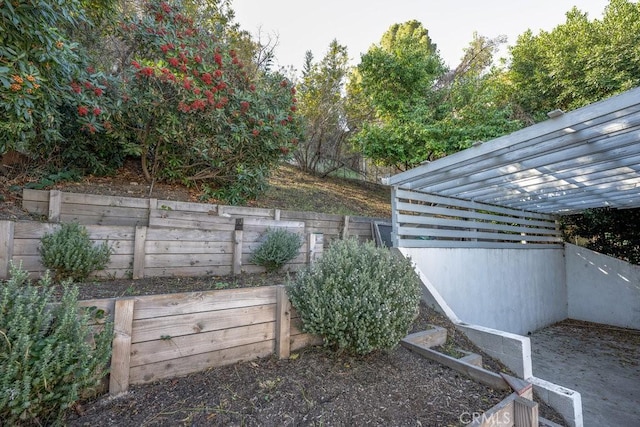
[{"x1": 383, "y1": 87, "x2": 640, "y2": 215}]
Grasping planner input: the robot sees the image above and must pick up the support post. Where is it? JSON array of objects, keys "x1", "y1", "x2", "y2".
[
  {"x1": 109, "y1": 299, "x2": 135, "y2": 396},
  {"x1": 232, "y1": 218, "x2": 243, "y2": 275},
  {"x1": 306, "y1": 232, "x2": 316, "y2": 265},
  {"x1": 275, "y1": 285, "x2": 291, "y2": 359},
  {"x1": 49, "y1": 190, "x2": 61, "y2": 223},
  {"x1": 342, "y1": 215, "x2": 350, "y2": 239},
  {"x1": 0, "y1": 221, "x2": 14, "y2": 280},
  {"x1": 133, "y1": 226, "x2": 147, "y2": 279},
  {"x1": 514, "y1": 396, "x2": 538, "y2": 427}
]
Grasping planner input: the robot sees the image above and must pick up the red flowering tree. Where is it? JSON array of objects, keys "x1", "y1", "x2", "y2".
[{"x1": 116, "y1": 0, "x2": 300, "y2": 203}]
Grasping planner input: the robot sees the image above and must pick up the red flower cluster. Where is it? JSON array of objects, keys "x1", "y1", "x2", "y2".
[{"x1": 77, "y1": 105, "x2": 89, "y2": 116}]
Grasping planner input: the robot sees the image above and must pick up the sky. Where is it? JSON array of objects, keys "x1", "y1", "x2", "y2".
[{"x1": 232, "y1": 0, "x2": 611, "y2": 75}]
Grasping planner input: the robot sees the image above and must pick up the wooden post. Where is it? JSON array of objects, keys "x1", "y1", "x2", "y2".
[
  {"x1": 275, "y1": 286, "x2": 291, "y2": 359},
  {"x1": 133, "y1": 226, "x2": 147, "y2": 279},
  {"x1": 514, "y1": 396, "x2": 538, "y2": 427},
  {"x1": 48, "y1": 190, "x2": 62, "y2": 223},
  {"x1": 342, "y1": 215, "x2": 350, "y2": 239},
  {"x1": 147, "y1": 198, "x2": 157, "y2": 225},
  {"x1": 109, "y1": 298, "x2": 135, "y2": 396},
  {"x1": 306, "y1": 233, "x2": 315, "y2": 265},
  {"x1": 232, "y1": 218, "x2": 243, "y2": 275},
  {"x1": 0, "y1": 221, "x2": 14, "y2": 280}
]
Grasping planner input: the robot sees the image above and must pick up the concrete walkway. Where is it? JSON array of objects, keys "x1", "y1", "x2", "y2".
[{"x1": 530, "y1": 320, "x2": 640, "y2": 427}]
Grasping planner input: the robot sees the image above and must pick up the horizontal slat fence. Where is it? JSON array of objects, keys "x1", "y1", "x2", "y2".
[
  {"x1": 22, "y1": 189, "x2": 388, "y2": 248},
  {"x1": 393, "y1": 188, "x2": 562, "y2": 249},
  {"x1": 78, "y1": 285, "x2": 322, "y2": 395},
  {"x1": 0, "y1": 220, "x2": 323, "y2": 280}
]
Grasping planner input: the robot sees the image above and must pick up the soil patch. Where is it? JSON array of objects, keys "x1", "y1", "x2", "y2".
[{"x1": 60, "y1": 276, "x2": 566, "y2": 426}]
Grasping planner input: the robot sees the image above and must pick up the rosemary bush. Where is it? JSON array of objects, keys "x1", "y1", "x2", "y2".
[
  {"x1": 251, "y1": 228, "x2": 303, "y2": 272},
  {"x1": 39, "y1": 222, "x2": 112, "y2": 281},
  {"x1": 0, "y1": 263, "x2": 113, "y2": 425},
  {"x1": 287, "y1": 238, "x2": 422, "y2": 355}
]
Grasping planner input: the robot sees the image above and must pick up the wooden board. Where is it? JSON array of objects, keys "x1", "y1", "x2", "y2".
[
  {"x1": 129, "y1": 321, "x2": 275, "y2": 366},
  {"x1": 131, "y1": 304, "x2": 276, "y2": 343},
  {"x1": 132, "y1": 286, "x2": 278, "y2": 319},
  {"x1": 129, "y1": 340, "x2": 274, "y2": 385}
]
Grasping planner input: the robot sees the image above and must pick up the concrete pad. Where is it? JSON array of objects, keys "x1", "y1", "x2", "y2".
[{"x1": 530, "y1": 320, "x2": 640, "y2": 427}]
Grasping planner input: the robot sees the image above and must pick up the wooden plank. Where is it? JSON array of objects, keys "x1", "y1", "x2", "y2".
[
  {"x1": 397, "y1": 226, "x2": 562, "y2": 243},
  {"x1": 22, "y1": 188, "x2": 49, "y2": 202},
  {"x1": 400, "y1": 339, "x2": 510, "y2": 391},
  {"x1": 129, "y1": 340, "x2": 274, "y2": 385},
  {"x1": 144, "y1": 240, "x2": 232, "y2": 255},
  {"x1": 0, "y1": 221, "x2": 15, "y2": 279},
  {"x1": 59, "y1": 214, "x2": 147, "y2": 227},
  {"x1": 280, "y1": 210, "x2": 344, "y2": 222},
  {"x1": 48, "y1": 190, "x2": 61, "y2": 223},
  {"x1": 144, "y1": 253, "x2": 233, "y2": 268},
  {"x1": 395, "y1": 202, "x2": 556, "y2": 229},
  {"x1": 149, "y1": 209, "x2": 237, "y2": 230},
  {"x1": 132, "y1": 286, "x2": 278, "y2": 319},
  {"x1": 396, "y1": 213, "x2": 559, "y2": 235},
  {"x1": 157, "y1": 199, "x2": 218, "y2": 213},
  {"x1": 145, "y1": 227, "x2": 234, "y2": 242},
  {"x1": 468, "y1": 392, "x2": 517, "y2": 427},
  {"x1": 397, "y1": 239, "x2": 564, "y2": 249},
  {"x1": 130, "y1": 321, "x2": 275, "y2": 366},
  {"x1": 22, "y1": 189, "x2": 49, "y2": 215},
  {"x1": 275, "y1": 286, "x2": 291, "y2": 358},
  {"x1": 60, "y1": 204, "x2": 150, "y2": 219},
  {"x1": 131, "y1": 304, "x2": 276, "y2": 343},
  {"x1": 395, "y1": 188, "x2": 554, "y2": 221},
  {"x1": 233, "y1": 229, "x2": 242, "y2": 275},
  {"x1": 109, "y1": 298, "x2": 135, "y2": 396},
  {"x1": 63, "y1": 191, "x2": 150, "y2": 208},
  {"x1": 217, "y1": 205, "x2": 274, "y2": 218},
  {"x1": 133, "y1": 226, "x2": 147, "y2": 279},
  {"x1": 515, "y1": 396, "x2": 538, "y2": 427}
]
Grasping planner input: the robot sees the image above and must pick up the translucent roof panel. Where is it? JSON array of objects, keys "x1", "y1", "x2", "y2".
[{"x1": 383, "y1": 87, "x2": 640, "y2": 214}]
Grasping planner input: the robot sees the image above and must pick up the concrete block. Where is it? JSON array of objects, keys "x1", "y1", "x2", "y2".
[
  {"x1": 529, "y1": 376, "x2": 583, "y2": 427},
  {"x1": 459, "y1": 350, "x2": 482, "y2": 367},
  {"x1": 403, "y1": 326, "x2": 446, "y2": 348}
]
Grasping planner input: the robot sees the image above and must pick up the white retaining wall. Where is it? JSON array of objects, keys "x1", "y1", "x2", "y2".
[
  {"x1": 565, "y1": 243, "x2": 640, "y2": 330},
  {"x1": 402, "y1": 247, "x2": 568, "y2": 335}
]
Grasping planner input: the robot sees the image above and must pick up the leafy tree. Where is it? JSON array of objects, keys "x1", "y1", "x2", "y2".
[
  {"x1": 295, "y1": 40, "x2": 356, "y2": 176},
  {"x1": 561, "y1": 207, "x2": 640, "y2": 265},
  {"x1": 348, "y1": 20, "x2": 446, "y2": 170},
  {"x1": 114, "y1": 0, "x2": 300, "y2": 203},
  {"x1": 509, "y1": 0, "x2": 640, "y2": 120},
  {"x1": 0, "y1": 0, "x2": 105, "y2": 153}
]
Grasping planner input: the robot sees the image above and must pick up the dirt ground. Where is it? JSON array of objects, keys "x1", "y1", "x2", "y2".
[{"x1": 1, "y1": 162, "x2": 566, "y2": 426}]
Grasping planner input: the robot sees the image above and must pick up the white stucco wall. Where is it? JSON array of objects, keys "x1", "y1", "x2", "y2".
[
  {"x1": 402, "y1": 247, "x2": 568, "y2": 335},
  {"x1": 565, "y1": 243, "x2": 640, "y2": 329}
]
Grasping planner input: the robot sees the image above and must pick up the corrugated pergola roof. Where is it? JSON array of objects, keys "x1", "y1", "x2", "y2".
[{"x1": 383, "y1": 87, "x2": 640, "y2": 214}]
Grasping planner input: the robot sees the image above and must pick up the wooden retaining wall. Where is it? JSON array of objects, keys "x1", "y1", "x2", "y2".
[
  {"x1": 78, "y1": 285, "x2": 322, "y2": 396},
  {"x1": 22, "y1": 189, "x2": 387, "y2": 248},
  {"x1": 0, "y1": 219, "x2": 323, "y2": 280}
]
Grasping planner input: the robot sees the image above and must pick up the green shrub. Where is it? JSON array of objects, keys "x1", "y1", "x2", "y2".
[
  {"x1": 287, "y1": 238, "x2": 422, "y2": 355},
  {"x1": 0, "y1": 263, "x2": 113, "y2": 425},
  {"x1": 251, "y1": 228, "x2": 303, "y2": 272},
  {"x1": 39, "y1": 222, "x2": 112, "y2": 281}
]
